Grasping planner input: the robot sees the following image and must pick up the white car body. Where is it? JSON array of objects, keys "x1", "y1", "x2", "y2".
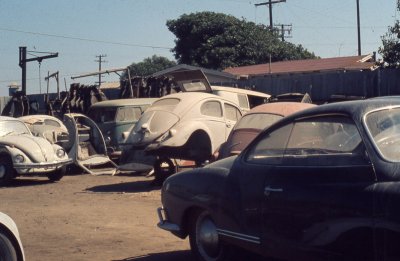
[
  {"x1": 120, "y1": 92, "x2": 242, "y2": 171},
  {"x1": 0, "y1": 116, "x2": 72, "y2": 183},
  {"x1": 0, "y1": 212, "x2": 25, "y2": 260}
]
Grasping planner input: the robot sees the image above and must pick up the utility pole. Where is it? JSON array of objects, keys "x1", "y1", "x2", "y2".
[
  {"x1": 95, "y1": 54, "x2": 107, "y2": 87},
  {"x1": 19, "y1": 46, "x2": 58, "y2": 95},
  {"x1": 275, "y1": 24, "x2": 292, "y2": 41},
  {"x1": 356, "y1": 0, "x2": 361, "y2": 55},
  {"x1": 255, "y1": 0, "x2": 286, "y2": 30}
]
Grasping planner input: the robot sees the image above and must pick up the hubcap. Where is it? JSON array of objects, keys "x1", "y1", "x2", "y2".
[
  {"x1": 197, "y1": 215, "x2": 220, "y2": 258},
  {"x1": 0, "y1": 165, "x2": 6, "y2": 179}
]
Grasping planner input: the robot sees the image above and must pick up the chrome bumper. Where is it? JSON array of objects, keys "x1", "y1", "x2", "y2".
[
  {"x1": 13, "y1": 158, "x2": 73, "y2": 169},
  {"x1": 157, "y1": 207, "x2": 180, "y2": 232}
]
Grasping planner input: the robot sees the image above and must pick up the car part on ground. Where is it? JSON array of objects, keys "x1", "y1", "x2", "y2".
[{"x1": 63, "y1": 113, "x2": 118, "y2": 175}]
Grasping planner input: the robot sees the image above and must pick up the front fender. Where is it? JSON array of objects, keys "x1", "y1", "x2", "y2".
[{"x1": 161, "y1": 167, "x2": 230, "y2": 236}]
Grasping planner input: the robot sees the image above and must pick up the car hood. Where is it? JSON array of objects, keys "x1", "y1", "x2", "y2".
[{"x1": 0, "y1": 134, "x2": 57, "y2": 162}]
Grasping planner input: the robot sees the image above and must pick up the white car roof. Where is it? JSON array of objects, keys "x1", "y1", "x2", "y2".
[{"x1": 149, "y1": 92, "x2": 240, "y2": 116}]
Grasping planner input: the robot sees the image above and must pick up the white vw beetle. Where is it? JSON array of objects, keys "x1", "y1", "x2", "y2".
[
  {"x1": 120, "y1": 92, "x2": 242, "y2": 180},
  {"x1": 0, "y1": 212, "x2": 24, "y2": 261},
  {"x1": 0, "y1": 116, "x2": 72, "y2": 184}
]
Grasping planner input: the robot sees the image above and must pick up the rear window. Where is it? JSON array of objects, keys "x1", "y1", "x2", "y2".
[
  {"x1": 235, "y1": 113, "x2": 283, "y2": 131},
  {"x1": 88, "y1": 108, "x2": 116, "y2": 123},
  {"x1": 116, "y1": 107, "x2": 142, "y2": 122}
]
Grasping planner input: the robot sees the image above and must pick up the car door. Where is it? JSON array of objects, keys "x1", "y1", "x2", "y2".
[
  {"x1": 259, "y1": 115, "x2": 376, "y2": 260},
  {"x1": 223, "y1": 103, "x2": 242, "y2": 141}
]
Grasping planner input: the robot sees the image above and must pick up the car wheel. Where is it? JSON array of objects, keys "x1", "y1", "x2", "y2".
[
  {"x1": 47, "y1": 166, "x2": 66, "y2": 182},
  {"x1": 153, "y1": 157, "x2": 175, "y2": 185},
  {"x1": 0, "y1": 232, "x2": 17, "y2": 261},
  {"x1": 0, "y1": 157, "x2": 15, "y2": 185},
  {"x1": 189, "y1": 210, "x2": 226, "y2": 261}
]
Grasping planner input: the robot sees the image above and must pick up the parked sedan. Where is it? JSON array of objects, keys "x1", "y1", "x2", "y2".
[
  {"x1": 0, "y1": 116, "x2": 72, "y2": 184},
  {"x1": 158, "y1": 97, "x2": 400, "y2": 260},
  {"x1": 215, "y1": 102, "x2": 315, "y2": 160},
  {"x1": 0, "y1": 212, "x2": 24, "y2": 261}
]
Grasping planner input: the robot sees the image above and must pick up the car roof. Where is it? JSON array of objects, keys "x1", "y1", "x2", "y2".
[
  {"x1": 89, "y1": 98, "x2": 158, "y2": 108},
  {"x1": 245, "y1": 102, "x2": 316, "y2": 116},
  {"x1": 0, "y1": 116, "x2": 21, "y2": 121},
  {"x1": 279, "y1": 98, "x2": 400, "y2": 124},
  {"x1": 150, "y1": 92, "x2": 241, "y2": 115},
  {"x1": 211, "y1": 86, "x2": 271, "y2": 98}
]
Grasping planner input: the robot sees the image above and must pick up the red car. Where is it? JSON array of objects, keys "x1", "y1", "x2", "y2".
[{"x1": 215, "y1": 102, "x2": 316, "y2": 160}]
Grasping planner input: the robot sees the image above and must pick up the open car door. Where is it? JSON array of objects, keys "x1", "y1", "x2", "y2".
[
  {"x1": 63, "y1": 113, "x2": 118, "y2": 175},
  {"x1": 169, "y1": 70, "x2": 212, "y2": 93}
]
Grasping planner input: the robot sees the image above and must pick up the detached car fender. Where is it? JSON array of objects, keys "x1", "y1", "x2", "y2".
[{"x1": 0, "y1": 212, "x2": 25, "y2": 261}]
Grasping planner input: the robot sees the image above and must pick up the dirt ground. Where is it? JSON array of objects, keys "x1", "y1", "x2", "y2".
[{"x1": 0, "y1": 172, "x2": 192, "y2": 261}]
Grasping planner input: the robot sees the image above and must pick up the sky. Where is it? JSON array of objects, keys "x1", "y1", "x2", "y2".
[{"x1": 0, "y1": 0, "x2": 398, "y2": 97}]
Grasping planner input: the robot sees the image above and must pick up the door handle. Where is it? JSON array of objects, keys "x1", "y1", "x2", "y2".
[
  {"x1": 226, "y1": 123, "x2": 232, "y2": 128},
  {"x1": 264, "y1": 186, "x2": 283, "y2": 196}
]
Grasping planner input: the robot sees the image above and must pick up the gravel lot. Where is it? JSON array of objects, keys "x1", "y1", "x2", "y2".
[{"x1": 0, "y1": 172, "x2": 191, "y2": 261}]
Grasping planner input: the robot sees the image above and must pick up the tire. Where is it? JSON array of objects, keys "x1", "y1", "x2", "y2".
[
  {"x1": 153, "y1": 157, "x2": 175, "y2": 185},
  {"x1": 0, "y1": 232, "x2": 17, "y2": 261},
  {"x1": 189, "y1": 210, "x2": 226, "y2": 261},
  {"x1": 0, "y1": 157, "x2": 15, "y2": 186},
  {"x1": 47, "y1": 166, "x2": 66, "y2": 182}
]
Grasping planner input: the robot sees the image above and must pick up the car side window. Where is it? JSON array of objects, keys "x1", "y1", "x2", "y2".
[
  {"x1": 284, "y1": 116, "x2": 369, "y2": 166},
  {"x1": 44, "y1": 119, "x2": 61, "y2": 127},
  {"x1": 224, "y1": 103, "x2": 241, "y2": 121},
  {"x1": 237, "y1": 94, "x2": 249, "y2": 110},
  {"x1": 201, "y1": 101, "x2": 223, "y2": 118},
  {"x1": 246, "y1": 123, "x2": 293, "y2": 165}
]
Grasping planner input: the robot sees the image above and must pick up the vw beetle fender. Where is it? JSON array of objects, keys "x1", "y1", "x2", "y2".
[{"x1": 158, "y1": 120, "x2": 222, "y2": 153}]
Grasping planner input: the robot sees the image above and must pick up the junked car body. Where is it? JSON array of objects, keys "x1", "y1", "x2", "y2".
[
  {"x1": 0, "y1": 212, "x2": 24, "y2": 261},
  {"x1": 119, "y1": 92, "x2": 242, "y2": 174},
  {"x1": 0, "y1": 116, "x2": 72, "y2": 184},
  {"x1": 19, "y1": 115, "x2": 69, "y2": 145},
  {"x1": 169, "y1": 69, "x2": 270, "y2": 112},
  {"x1": 63, "y1": 113, "x2": 118, "y2": 175},
  {"x1": 158, "y1": 97, "x2": 400, "y2": 260},
  {"x1": 87, "y1": 98, "x2": 157, "y2": 160},
  {"x1": 216, "y1": 102, "x2": 316, "y2": 160}
]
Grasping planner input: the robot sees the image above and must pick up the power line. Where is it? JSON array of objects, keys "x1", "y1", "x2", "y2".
[{"x1": 0, "y1": 27, "x2": 172, "y2": 50}]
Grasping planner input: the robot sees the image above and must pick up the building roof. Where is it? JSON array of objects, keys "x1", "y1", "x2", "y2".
[{"x1": 224, "y1": 54, "x2": 377, "y2": 77}]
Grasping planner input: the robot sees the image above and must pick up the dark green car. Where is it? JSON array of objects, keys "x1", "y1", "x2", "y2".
[{"x1": 87, "y1": 98, "x2": 157, "y2": 161}]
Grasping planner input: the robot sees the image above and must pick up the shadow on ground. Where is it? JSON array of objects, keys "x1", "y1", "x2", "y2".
[
  {"x1": 112, "y1": 250, "x2": 193, "y2": 261},
  {"x1": 1, "y1": 178, "x2": 53, "y2": 188},
  {"x1": 86, "y1": 179, "x2": 161, "y2": 193}
]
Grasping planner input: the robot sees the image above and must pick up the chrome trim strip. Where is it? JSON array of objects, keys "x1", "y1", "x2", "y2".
[{"x1": 217, "y1": 229, "x2": 260, "y2": 244}]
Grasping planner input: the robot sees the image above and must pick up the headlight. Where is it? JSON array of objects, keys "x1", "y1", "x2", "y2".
[
  {"x1": 56, "y1": 148, "x2": 66, "y2": 158},
  {"x1": 14, "y1": 154, "x2": 25, "y2": 163}
]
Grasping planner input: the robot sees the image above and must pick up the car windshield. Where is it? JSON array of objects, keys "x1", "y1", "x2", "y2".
[
  {"x1": 234, "y1": 113, "x2": 283, "y2": 131},
  {"x1": 0, "y1": 120, "x2": 30, "y2": 136},
  {"x1": 365, "y1": 107, "x2": 400, "y2": 161}
]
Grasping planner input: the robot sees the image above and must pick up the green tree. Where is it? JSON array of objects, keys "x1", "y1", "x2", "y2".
[
  {"x1": 166, "y1": 11, "x2": 316, "y2": 70},
  {"x1": 379, "y1": 0, "x2": 400, "y2": 68},
  {"x1": 122, "y1": 55, "x2": 176, "y2": 79}
]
